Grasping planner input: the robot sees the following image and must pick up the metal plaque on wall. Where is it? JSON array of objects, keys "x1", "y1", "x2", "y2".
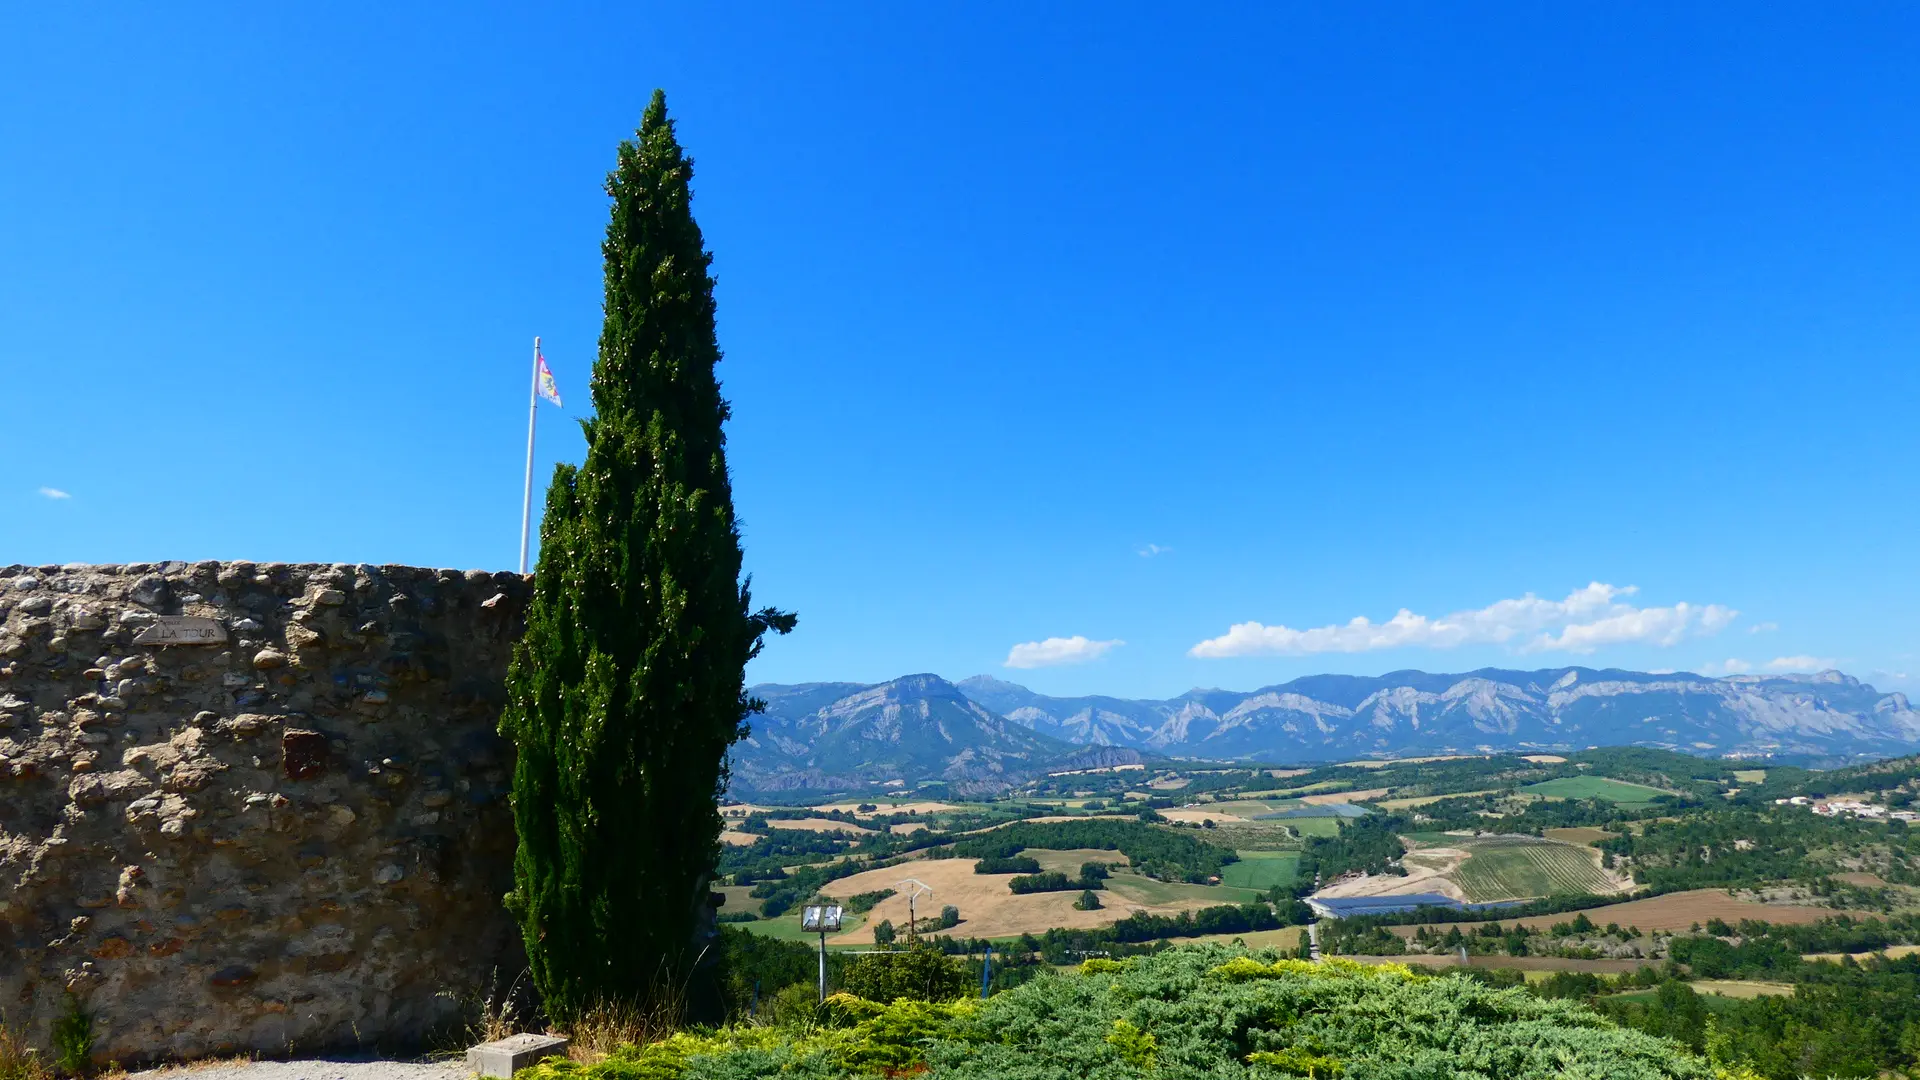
[{"x1": 132, "y1": 616, "x2": 229, "y2": 646}]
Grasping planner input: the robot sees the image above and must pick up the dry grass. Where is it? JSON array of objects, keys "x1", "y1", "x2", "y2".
[
  {"x1": 561, "y1": 998, "x2": 683, "y2": 1064},
  {"x1": 1498, "y1": 890, "x2": 1854, "y2": 933},
  {"x1": 1159, "y1": 808, "x2": 1253, "y2": 824},
  {"x1": 1833, "y1": 871, "x2": 1888, "y2": 887},
  {"x1": 1350, "y1": 954, "x2": 1652, "y2": 977},
  {"x1": 1521, "y1": 755, "x2": 1568, "y2": 764},
  {"x1": 1299, "y1": 788, "x2": 1390, "y2": 805},
  {"x1": 814, "y1": 855, "x2": 1222, "y2": 943},
  {"x1": 1, "y1": 1021, "x2": 52, "y2": 1080},
  {"x1": 1690, "y1": 979, "x2": 1794, "y2": 999},
  {"x1": 1803, "y1": 943, "x2": 1920, "y2": 964}
]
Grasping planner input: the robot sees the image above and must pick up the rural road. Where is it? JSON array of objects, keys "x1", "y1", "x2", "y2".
[{"x1": 130, "y1": 1059, "x2": 471, "y2": 1080}]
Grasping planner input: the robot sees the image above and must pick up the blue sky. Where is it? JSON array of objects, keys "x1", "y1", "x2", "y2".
[{"x1": 4, "y1": 5, "x2": 1916, "y2": 698}]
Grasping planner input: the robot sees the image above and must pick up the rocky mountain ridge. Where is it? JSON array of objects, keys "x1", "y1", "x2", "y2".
[
  {"x1": 957, "y1": 667, "x2": 1920, "y2": 761},
  {"x1": 731, "y1": 667, "x2": 1920, "y2": 794}
]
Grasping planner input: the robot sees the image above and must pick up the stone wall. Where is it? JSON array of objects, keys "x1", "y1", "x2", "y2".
[{"x1": 0, "y1": 561, "x2": 531, "y2": 1064}]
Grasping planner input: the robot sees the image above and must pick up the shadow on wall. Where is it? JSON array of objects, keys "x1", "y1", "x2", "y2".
[{"x1": 0, "y1": 561, "x2": 530, "y2": 1065}]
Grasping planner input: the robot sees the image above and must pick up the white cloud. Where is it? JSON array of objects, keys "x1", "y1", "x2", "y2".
[
  {"x1": 1137, "y1": 544, "x2": 1171, "y2": 558},
  {"x1": 1748, "y1": 622, "x2": 1778, "y2": 634},
  {"x1": 1701, "y1": 658, "x2": 1752, "y2": 675},
  {"x1": 37, "y1": 487, "x2": 71, "y2": 500},
  {"x1": 1005, "y1": 636, "x2": 1124, "y2": 669},
  {"x1": 1767, "y1": 655, "x2": 1841, "y2": 672},
  {"x1": 1188, "y1": 582, "x2": 1738, "y2": 659}
]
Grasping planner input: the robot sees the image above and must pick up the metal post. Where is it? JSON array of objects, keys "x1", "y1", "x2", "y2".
[
  {"x1": 981, "y1": 945, "x2": 992, "y2": 998},
  {"x1": 817, "y1": 930, "x2": 828, "y2": 1002},
  {"x1": 518, "y1": 336, "x2": 540, "y2": 575}
]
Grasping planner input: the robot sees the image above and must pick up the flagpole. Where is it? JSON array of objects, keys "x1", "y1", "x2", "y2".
[{"x1": 519, "y1": 335, "x2": 540, "y2": 575}]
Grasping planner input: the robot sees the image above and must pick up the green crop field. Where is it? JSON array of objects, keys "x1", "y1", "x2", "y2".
[
  {"x1": 1284, "y1": 816, "x2": 1345, "y2": 837},
  {"x1": 1220, "y1": 850, "x2": 1300, "y2": 891},
  {"x1": 1452, "y1": 839, "x2": 1619, "y2": 902},
  {"x1": 1104, "y1": 870, "x2": 1265, "y2": 906},
  {"x1": 1522, "y1": 775, "x2": 1669, "y2": 804}
]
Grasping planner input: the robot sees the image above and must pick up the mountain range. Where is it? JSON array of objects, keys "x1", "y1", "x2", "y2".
[{"x1": 730, "y1": 667, "x2": 1920, "y2": 796}]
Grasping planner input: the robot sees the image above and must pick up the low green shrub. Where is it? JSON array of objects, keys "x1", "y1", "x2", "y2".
[
  {"x1": 519, "y1": 944, "x2": 1741, "y2": 1079},
  {"x1": 50, "y1": 996, "x2": 91, "y2": 1077}
]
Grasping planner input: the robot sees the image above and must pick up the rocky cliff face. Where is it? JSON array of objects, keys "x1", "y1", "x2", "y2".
[
  {"x1": 735, "y1": 674, "x2": 1072, "y2": 795},
  {"x1": 0, "y1": 562, "x2": 528, "y2": 1064},
  {"x1": 959, "y1": 667, "x2": 1920, "y2": 761}
]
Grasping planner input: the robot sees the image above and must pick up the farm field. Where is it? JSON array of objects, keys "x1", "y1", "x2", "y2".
[
  {"x1": 1349, "y1": 954, "x2": 1653, "y2": 978},
  {"x1": 1300, "y1": 787, "x2": 1390, "y2": 805},
  {"x1": 1220, "y1": 850, "x2": 1300, "y2": 891},
  {"x1": 1191, "y1": 798, "x2": 1307, "y2": 818},
  {"x1": 1159, "y1": 807, "x2": 1255, "y2": 824},
  {"x1": 1026, "y1": 847, "x2": 1131, "y2": 874},
  {"x1": 781, "y1": 856, "x2": 1245, "y2": 945},
  {"x1": 1608, "y1": 980, "x2": 1793, "y2": 1003},
  {"x1": 1498, "y1": 890, "x2": 1855, "y2": 933},
  {"x1": 1544, "y1": 827, "x2": 1616, "y2": 846},
  {"x1": 720, "y1": 815, "x2": 875, "y2": 835},
  {"x1": 810, "y1": 800, "x2": 963, "y2": 817},
  {"x1": 1179, "y1": 925, "x2": 1307, "y2": 951},
  {"x1": 1522, "y1": 776, "x2": 1670, "y2": 804},
  {"x1": 1377, "y1": 790, "x2": 1496, "y2": 810},
  {"x1": 1105, "y1": 870, "x2": 1266, "y2": 907},
  {"x1": 1804, "y1": 943, "x2": 1920, "y2": 963},
  {"x1": 1285, "y1": 816, "x2": 1344, "y2": 837},
  {"x1": 1450, "y1": 837, "x2": 1625, "y2": 902}
]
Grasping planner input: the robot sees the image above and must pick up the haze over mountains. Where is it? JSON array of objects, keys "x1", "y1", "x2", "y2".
[{"x1": 729, "y1": 667, "x2": 1920, "y2": 796}]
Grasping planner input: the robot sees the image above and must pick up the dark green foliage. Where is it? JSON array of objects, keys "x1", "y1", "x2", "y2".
[
  {"x1": 938, "y1": 905, "x2": 960, "y2": 929},
  {"x1": 1297, "y1": 812, "x2": 1408, "y2": 879},
  {"x1": 972, "y1": 855, "x2": 1041, "y2": 875},
  {"x1": 752, "y1": 856, "x2": 904, "y2": 917},
  {"x1": 844, "y1": 889, "x2": 895, "y2": 914},
  {"x1": 938, "y1": 819, "x2": 1236, "y2": 882},
  {"x1": 1074, "y1": 889, "x2": 1101, "y2": 911},
  {"x1": 872, "y1": 919, "x2": 896, "y2": 946},
  {"x1": 714, "y1": 925, "x2": 836, "y2": 1017},
  {"x1": 498, "y1": 89, "x2": 794, "y2": 1019},
  {"x1": 839, "y1": 943, "x2": 970, "y2": 1003},
  {"x1": 1006, "y1": 871, "x2": 1074, "y2": 894},
  {"x1": 722, "y1": 828, "x2": 852, "y2": 881}
]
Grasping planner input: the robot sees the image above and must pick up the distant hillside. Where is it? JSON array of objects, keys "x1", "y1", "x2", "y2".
[
  {"x1": 733, "y1": 674, "x2": 1105, "y2": 797},
  {"x1": 735, "y1": 668, "x2": 1920, "y2": 794},
  {"x1": 960, "y1": 667, "x2": 1920, "y2": 763}
]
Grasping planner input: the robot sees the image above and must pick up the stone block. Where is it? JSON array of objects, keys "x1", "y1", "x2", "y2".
[{"x1": 467, "y1": 1033, "x2": 569, "y2": 1077}]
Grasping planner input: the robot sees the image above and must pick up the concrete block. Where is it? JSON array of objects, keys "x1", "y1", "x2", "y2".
[{"x1": 467, "y1": 1033, "x2": 569, "y2": 1077}]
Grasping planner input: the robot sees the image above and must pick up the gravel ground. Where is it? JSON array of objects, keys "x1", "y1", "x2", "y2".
[{"x1": 129, "y1": 1059, "x2": 470, "y2": 1080}]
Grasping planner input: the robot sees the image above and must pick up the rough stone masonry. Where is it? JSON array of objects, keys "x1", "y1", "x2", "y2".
[{"x1": 0, "y1": 561, "x2": 531, "y2": 1064}]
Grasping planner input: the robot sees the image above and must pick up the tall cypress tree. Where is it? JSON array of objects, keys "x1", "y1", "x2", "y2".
[{"x1": 500, "y1": 89, "x2": 794, "y2": 1020}]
